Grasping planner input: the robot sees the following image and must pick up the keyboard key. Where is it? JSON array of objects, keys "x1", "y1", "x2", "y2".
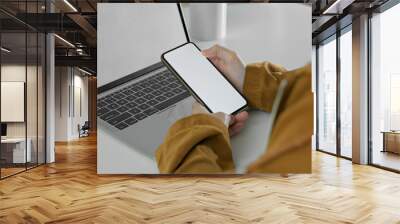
[
  {"x1": 168, "y1": 83, "x2": 178, "y2": 88},
  {"x1": 117, "y1": 106, "x2": 128, "y2": 113},
  {"x1": 105, "y1": 98, "x2": 115, "y2": 104},
  {"x1": 129, "y1": 108, "x2": 140, "y2": 114},
  {"x1": 116, "y1": 122, "x2": 128, "y2": 130},
  {"x1": 130, "y1": 85, "x2": 142, "y2": 92},
  {"x1": 97, "y1": 107, "x2": 110, "y2": 116},
  {"x1": 134, "y1": 113, "x2": 147, "y2": 121},
  {"x1": 155, "y1": 91, "x2": 190, "y2": 111},
  {"x1": 138, "y1": 103, "x2": 150, "y2": 110},
  {"x1": 114, "y1": 93, "x2": 125, "y2": 99},
  {"x1": 107, "y1": 103, "x2": 119, "y2": 109},
  {"x1": 109, "y1": 113, "x2": 131, "y2": 125},
  {"x1": 152, "y1": 90, "x2": 162, "y2": 96},
  {"x1": 125, "y1": 118, "x2": 138, "y2": 125},
  {"x1": 160, "y1": 81, "x2": 169, "y2": 86},
  {"x1": 101, "y1": 110, "x2": 120, "y2": 121},
  {"x1": 164, "y1": 92, "x2": 174, "y2": 97},
  {"x1": 123, "y1": 89, "x2": 134, "y2": 95},
  {"x1": 144, "y1": 107, "x2": 158, "y2": 116},
  {"x1": 156, "y1": 75, "x2": 166, "y2": 81},
  {"x1": 117, "y1": 99, "x2": 128, "y2": 105},
  {"x1": 143, "y1": 87, "x2": 153, "y2": 93},
  {"x1": 126, "y1": 102, "x2": 137, "y2": 108},
  {"x1": 173, "y1": 88, "x2": 183, "y2": 94},
  {"x1": 155, "y1": 95, "x2": 167, "y2": 102},
  {"x1": 161, "y1": 87, "x2": 170, "y2": 92},
  {"x1": 140, "y1": 82, "x2": 151, "y2": 88},
  {"x1": 166, "y1": 77, "x2": 176, "y2": 82},
  {"x1": 147, "y1": 100, "x2": 158, "y2": 106},
  {"x1": 134, "y1": 91, "x2": 145, "y2": 97},
  {"x1": 97, "y1": 101, "x2": 107, "y2": 108},
  {"x1": 135, "y1": 98, "x2": 145, "y2": 104},
  {"x1": 151, "y1": 84, "x2": 161, "y2": 89},
  {"x1": 125, "y1": 95, "x2": 136, "y2": 101},
  {"x1": 144, "y1": 94, "x2": 154, "y2": 100}
]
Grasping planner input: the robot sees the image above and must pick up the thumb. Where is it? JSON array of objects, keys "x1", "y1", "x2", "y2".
[{"x1": 202, "y1": 45, "x2": 219, "y2": 58}]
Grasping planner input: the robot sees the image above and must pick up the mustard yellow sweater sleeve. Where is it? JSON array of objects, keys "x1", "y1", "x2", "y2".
[
  {"x1": 155, "y1": 62, "x2": 312, "y2": 174},
  {"x1": 155, "y1": 114, "x2": 234, "y2": 174},
  {"x1": 243, "y1": 62, "x2": 287, "y2": 112},
  {"x1": 246, "y1": 63, "x2": 313, "y2": 173}
]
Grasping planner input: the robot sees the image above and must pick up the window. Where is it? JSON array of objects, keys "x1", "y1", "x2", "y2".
[
  {"x1": 317, "y1": 36, "x2": 337, "y2": 154},
  {"x1": 0, "y1": 1, "x2": 47, "y2": 179},
  {"x1": 339, "y1": 28, "x2": 352, "y2": 158},
  {"x1": 370, "y1": 2, "x2": 400, "y2": 171}
]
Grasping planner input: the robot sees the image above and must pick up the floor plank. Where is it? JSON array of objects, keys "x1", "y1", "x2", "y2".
[{"x1": 0, "y1": 134, "x2": 399, "y2": 223}]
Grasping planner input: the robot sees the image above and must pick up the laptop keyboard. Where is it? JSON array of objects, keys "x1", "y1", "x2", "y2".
[{"x1": 97, "y1": 69, "x2": 191, "y2": 130}]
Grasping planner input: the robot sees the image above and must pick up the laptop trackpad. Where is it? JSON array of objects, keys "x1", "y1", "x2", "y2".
[{"x1": 231, "y1": 110, "x2": 273, "y2": 173}]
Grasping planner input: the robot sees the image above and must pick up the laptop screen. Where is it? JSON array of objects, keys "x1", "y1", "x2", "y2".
[{"x1": 97, "y1": 3, "x2": 188, "y2": 87}]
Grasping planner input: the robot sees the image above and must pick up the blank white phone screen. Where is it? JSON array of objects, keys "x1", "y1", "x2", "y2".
[{"x1": 163, "y1": 43, "x2": 247, "y2": 114}]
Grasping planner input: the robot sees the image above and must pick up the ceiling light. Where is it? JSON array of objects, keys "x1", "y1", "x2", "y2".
[
  {"x1": 54, "y1": 34, "x2": 75, "y2": 48},
  {"x1": 323, "y1": 0, "x2": 354, "y2": 15},
  {"x1": 1, "y1": 47, "x2": 11, "y2": 53},
  {"x1": 63, "y1": 0, "x2": 78, "y2": 12},
  {"x1": 78, "y1": 67, "x2": 92, "y2": 76}
]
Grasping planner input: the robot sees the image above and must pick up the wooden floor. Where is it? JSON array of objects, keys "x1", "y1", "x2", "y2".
[
  {"x1": 373, "y1": 150, "x2": 400, "y2": 171},
  {"x1": 1, "y1": 167, "x2": 26, "y2": 178},
  {"x1": 0, "y1": 135, "x2": 400, "y2": 223}
]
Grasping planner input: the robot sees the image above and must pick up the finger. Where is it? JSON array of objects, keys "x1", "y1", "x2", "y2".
[
  {"x1": 230, "y1": 122, "x2": 244, "y2": 131},
  {"x1": 234, "y1": 111, "x2": 249, "y2": 123},
  {"x1": 208, "y1": 57, "x2": 222, "y2": 67},
  {"x1": 229, "y1": 120, "x2": 246, "y2": 135},
  {"x1": 202, "y1": 44, "x2": 234, "y2": 59},
  {"x1": 230, "y1": 112, "x2": 248, "y2": 128},
  {"x1": 201, "y1": 45, "x2": 219, "y2": 58},
  {"x1": 229, "y1": 123, "x2": 244, "y2": 136}
]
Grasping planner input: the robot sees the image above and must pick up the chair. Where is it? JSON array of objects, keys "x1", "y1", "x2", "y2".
[{"x1": 79, "y1": 121, "x2": 90, "y2": 138}]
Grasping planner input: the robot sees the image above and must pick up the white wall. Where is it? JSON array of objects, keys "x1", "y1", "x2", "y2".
[
  {"x1": 183, "y1": 3, "x2": 311, "y2": 69},
  {"x1": 72, "y1": 73, "x2": 89, "y2": 138},
  {"x1": 1, "y1": 63, "x2": 46, "y2": 164},
  {"x1": 54, "y1": 67, "x2": 89, "y2": 141},
  {"x1": 1, "y1": 65, "x2": 36, "y2": 137}
]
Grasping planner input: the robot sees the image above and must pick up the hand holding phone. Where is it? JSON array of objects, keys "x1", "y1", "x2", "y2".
[{"x1": 161, "y1": 42, "x2": 248, "y2": 115}]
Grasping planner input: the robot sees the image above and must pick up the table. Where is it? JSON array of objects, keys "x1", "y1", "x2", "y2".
[
  {"x1": 1, "y1": 138, "x2": 32, "y2": 165},
  {"x1": 381, "y1": 131, "x2": 400, "y2": 154}
]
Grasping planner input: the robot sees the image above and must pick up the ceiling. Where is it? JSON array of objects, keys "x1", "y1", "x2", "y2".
[{"x1": 0, "y1": 0, "x2": 393, "y2": 74}]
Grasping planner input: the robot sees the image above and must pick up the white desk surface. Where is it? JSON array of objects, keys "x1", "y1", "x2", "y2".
[{"x1": 1, "y1": 138, "x2": 27, "y2": 144}]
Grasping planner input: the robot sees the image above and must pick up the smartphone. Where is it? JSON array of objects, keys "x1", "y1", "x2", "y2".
[{"x1": 161, "y1": 42, "x2": 248, "y2": 115}]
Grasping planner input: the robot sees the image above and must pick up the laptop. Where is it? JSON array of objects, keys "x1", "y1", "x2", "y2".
[
  {"x1": 97, "y1": 3, "x2": 286, "y2": 174},
  {"x1": 97, "y1": 4, "x2": 196, "y2": 173}
]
